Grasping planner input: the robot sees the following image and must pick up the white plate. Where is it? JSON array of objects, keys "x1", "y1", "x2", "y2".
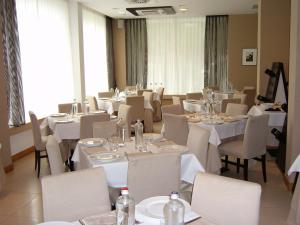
[
  {"x1": 91, "y1": 110, "x2": 106, "y2": 114},
  {"x1": 78, "y1": 138, "x2": 107, "y2": 147},
  {"x1": 38, "y1": 222, "x2": 73, "y2": 225},
  {"x1": 110, "y1": 115, "x2": 117, "y2": 119},
  {"x1": 50, "y1": 113, "x2": 67, "y2": 117},
  {"x1": 55, "y1": 119, "x2": 74, "y2": 124},
  {"x1": 136, "y1": 196, "x2": 191, "y2": 222},
  {"x1": 159, "y1": 144, "x2": 187, "y2": 152},
  {"x1": 99, "y1": 97, "x2": 109, "y2": 100},
  {"x1": 203, "y1": 120, "x2": 224, "y2": 125},
  {"x1": 89, "y1": 152, "x2": 122, "y2": 162}
]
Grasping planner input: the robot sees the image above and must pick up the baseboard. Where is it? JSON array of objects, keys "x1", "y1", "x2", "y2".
[
  {"x1": 11, "y1": 146, "x2": 34, "y2": 162},
  {"x1": 4, "y1": 164, "x2": 14, "y2": 173}
]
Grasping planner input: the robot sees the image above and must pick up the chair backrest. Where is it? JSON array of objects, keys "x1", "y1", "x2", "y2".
[
  {"x1": 127, "y1": 153, "x2": 181, "y2": 203},
  {"x1": 98, "y1": 92, "x2": 114, "y2": 98},
  {"x1": 125, "y1": 96, "x2": 145, "y2": 122},
  {"x1": 225, "y1": 103, "x2": 248, "y2": 116},
  {"x1": 163, "y1": 113, "x2": 189, "y2": 145},
  {"x1": 29, "y1": 111, "x2": 43, "y2": 151},
  {"x1": 118, "y1": 104, "x2": 133, "y2": 137},
  {"x1": 93, "y1": 120, "x2": 118, "y2": 138},
  {"x1": 58, "y1": 103, "x2": 82, "y2": 114},
  {"x1": 221, "y1": 98, "x2": 241, "y2": 113},
  {"x1": 187, "y1": 125, "x2": 210, "y2": 168},
  {"x1": 191, "y1": 172, "x2": 261, "y2": 225},
  {"x1": 162, "y1": 104, "x2": 184, "y2": 115},
  {"x1": 172, "y1": 96, "x2": 181, "y2": 105},
  {"x1": 42, "y1": 167, "x2": 111, "y2": 222},
  {"x1": 186, "y1": 92, "x2": 203, "y2": 100},
  {"x1": 137, "y1": 89, "x2": 152, "y2": 96},
  {"x1": 157, "y1": 87, "x2": 164, "y2": 100},
  {"x1": 242, "y1": 87, "x2": 256, "y2": 109},
  {"x1": 142, "y1": 91, "x2": 154, "y2": 103},
  {"x1": 80, "y1": 113, "x2": 110, "y2": 139},
  {"x1": 86, "y1": 96, "x2": 99, "y2": 112},
  {"x1": 46, "y1": 135, "x2": 65, "y2": 175},
  {"x1": 243, "y1": 114, "x2": 269, "y2": 158},
  {"x1": 233, "y1": 93, "x2": 247, "y2": 104}
]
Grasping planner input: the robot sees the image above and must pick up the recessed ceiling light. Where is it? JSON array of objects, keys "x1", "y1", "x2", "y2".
[{"x1": 179, "y1": 5, "x2": 188, "y2": 12}]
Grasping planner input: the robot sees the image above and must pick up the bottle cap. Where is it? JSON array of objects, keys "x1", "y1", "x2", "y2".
[
  {"x1": 170, "y1": 191, "x2": 179, "y2": 200},
  {"x1": 121, "y1": 187, "x2": 129, "y2": 195}
]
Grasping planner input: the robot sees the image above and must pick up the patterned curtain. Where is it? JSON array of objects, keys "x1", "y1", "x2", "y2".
[
  {"x1": 204, "y1": 15, "x2": 228, "y2": 91},
  {"x1": 106, "y1": 16, "x2": 116, "y2": 90},
  {"x1": 0, "y1": 0, "x2": 25, "y2": 126},
  {"x1": 125, "y1": 19, "x2": 148, "y2": 88}
]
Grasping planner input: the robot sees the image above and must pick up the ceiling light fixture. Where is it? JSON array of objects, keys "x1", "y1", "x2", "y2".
[{"x1": 179, "y1": 5, "x2": 188, "y2": 12}]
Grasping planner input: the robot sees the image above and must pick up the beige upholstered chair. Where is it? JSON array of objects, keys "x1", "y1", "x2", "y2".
[
  {"x1": 98, "y1": 91, "x2": 114, "y2": 98},
  {"x1": 80, "y1": 113, "x2": 110, "y2": 139},
  {"x1": 162, "y1": 104, "x2": 184, "y2": 115},
  {"x1": 137, "y1": 89, "x2": 152, "y2": 96},
  {"x1": 46, "y1": 135, "x2": 65, "y2": 175},
  {"x1": 86, "y1": 96, "x2": 99, "y2": 112},
  {"x1": 127, "y1": 153, "x2": 181, "y2": 203},
  {"x1": 163, "y1": 113, "x2": 189, "y2": 145},
  {"x1": 219, "y1": 114, "x2": 269, "y2": 181},
  {"x1": 93, "y1": 120, "x2": 118, "y2": 139},
  {"x1": 118, "y1": 104, "x2": 133, "y2": 137},
  {"x1": 242, "y1": 87, "x2": 256, "y2": 109},
  {"x1": 172, "y1": 96, "x2": 181, "y2": 105},
  {"x1": 58, "y1": 103, "x2": 82, "y2": 114},
  {"x1": 221, "y1": 98, "x2": 241, "y2": 113},
  {"x1": 143, "y1": 91, "x2": 154, "y2": 108},
  {"x1": 29, "y1": 111, "x2": 48, "y2": 177},
  {"x1": 225, "y1": 103, "x2": 248, "y2": 116},
  {"x1": 187, "y1": 125, "x2": 210, "y2": 169},
  {"x1": 42, "y1": 167, "x2": 111, "y2": 222},
  {"x1": 191, "y1": 172, "x2": 261, "y2": 225},
  {"x1": 156, "y1": 87, "x2": 165, "y2": 100},
  {"x1": 186, "y1": 92, "x2": 203, "y2": 100},
  {"x1": 233, "y1": 93, "x2": 247, "y2": 104},
  {"x1": 125, "y1": 96, "x2": 145, "y2": 122}
]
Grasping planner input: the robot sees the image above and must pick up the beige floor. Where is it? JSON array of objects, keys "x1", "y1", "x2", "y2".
[{"x1": 0, "y1": 150, "x2": 292, "y2": 225}]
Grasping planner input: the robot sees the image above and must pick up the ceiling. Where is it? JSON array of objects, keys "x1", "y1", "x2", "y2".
[{"x1": 76, "y1": 0, "x2": 258, "y2": 19}]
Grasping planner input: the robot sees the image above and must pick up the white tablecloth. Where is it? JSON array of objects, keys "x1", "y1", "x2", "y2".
[
  {"x1": 72, "y1": 141, "x2": 205, "y2": 188},
  {"x1": 288, "y1": 154, "x2": 300, "y2": 176},
  {"x1": 214, "y1": 91, "x2": 234, "y2": 101},
  {"x1": 183, "y1": 100, "x2": 206, "y2": 113},
  {"x1": 98, "y1": 97, "x2": 157, "y2": 115},
  {"x1": 190, "y1": 119, "x2": 247, "y2": 146}
]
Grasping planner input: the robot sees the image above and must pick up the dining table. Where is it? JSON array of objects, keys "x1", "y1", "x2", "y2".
[
  {"x1": 184, "y1": 113, "x2": 248, "y2": 174},
  {"x1": 71, "y1": 137, "x2": 205, "y2": 188}
]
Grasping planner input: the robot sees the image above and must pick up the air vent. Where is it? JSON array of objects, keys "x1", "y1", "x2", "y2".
[
  {"x1": 126, "y1": 6, "x2": 176, "y2": 16},
  {"x1": 126, "y1": 0, "x2": 150, "y2": 3}
]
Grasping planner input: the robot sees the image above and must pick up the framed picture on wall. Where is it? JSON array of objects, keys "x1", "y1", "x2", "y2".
[{"x1": 242, "y1": 48, "x2": 257, "y2": 66}]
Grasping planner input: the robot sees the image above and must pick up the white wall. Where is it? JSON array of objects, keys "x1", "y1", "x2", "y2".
[{"x1": 10, "y1": 130, "x2": 33, "y2": 156}]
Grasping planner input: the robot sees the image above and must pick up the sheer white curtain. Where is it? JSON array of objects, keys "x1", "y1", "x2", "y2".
[
  {"x1": 82, "y1": 8, "x2": 108, "y2": 96},
  {"x1": 16, "y1": 0, "x2": 74, "y2": 121},
  {"x1": 147, "y1": 17, "x2": 206, "y2": 94}
]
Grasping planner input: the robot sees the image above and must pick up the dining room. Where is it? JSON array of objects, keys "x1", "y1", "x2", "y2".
[{"x1": 0, "y1": 0, "x2": 300, "y2": 225}]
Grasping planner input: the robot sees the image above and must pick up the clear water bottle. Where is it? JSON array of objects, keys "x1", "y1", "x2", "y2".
[
  {"x1": 134, "y1": 119, "x2": 144, "y2": 151},
  {"x1": 71, "y1": 99, "x2": 78, "y2": 117},
  {"x1": 163, "y1": 192, "x2": 185, "y2": 225},
  {"x1": 83, "y1": 98, "x2": 90, "y2": 115},
  {"x1": 116, "y1": 188, "x2": 135, "y2": 225}
]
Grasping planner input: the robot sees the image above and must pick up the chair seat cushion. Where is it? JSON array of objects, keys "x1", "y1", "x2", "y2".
[{"x1": 219, "y1": 140, "x2": 245, "y2": 159}]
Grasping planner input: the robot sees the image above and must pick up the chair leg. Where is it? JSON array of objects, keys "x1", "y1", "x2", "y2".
[
  {"x1": 262, "y1": 154, "x2": 267, "y2": 183},
  {"x1": 243, "y1": 159, "x2": 248, "y2": 181},
  {"x1": 237, "y1": 158, "x2": 240, "y2": 174},
  {"x1": 225, "y1": 155, "x2": 229, "y2": 169},
  {"x1": 37, "y1": 151, "x2": 41, "y2": 178}
]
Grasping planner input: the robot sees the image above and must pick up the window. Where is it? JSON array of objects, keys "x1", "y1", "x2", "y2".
[
  {"x1": 82, "y1": 8, "x2": 108, "y2": 96},
  {"x1": 16, "y1": 0, "x2": 74, "y2": 121},
  {"x1": 147, "y1": 17, "x2": 206, "y2": 94}
]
